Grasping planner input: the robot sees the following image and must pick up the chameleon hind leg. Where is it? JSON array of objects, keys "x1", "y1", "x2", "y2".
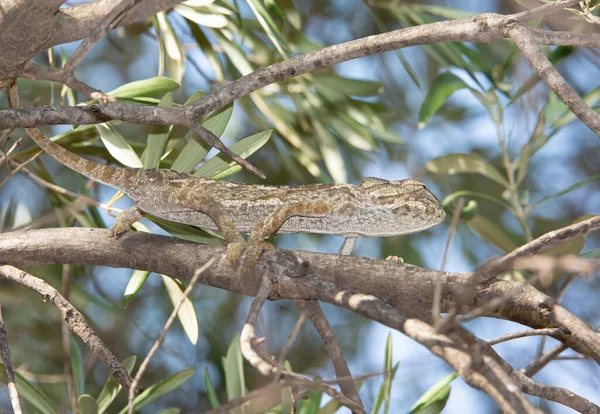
[
  {"x1": 239, "y1": 201, "x2": 331, "y2": 271},
  {"x1": 155, "y1": 194, "x2": 247, "y2": 267}
]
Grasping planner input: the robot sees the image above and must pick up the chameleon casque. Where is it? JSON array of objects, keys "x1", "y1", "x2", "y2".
[{"x1": 8, "y1": 83, "x2": 446, "y2": 269}]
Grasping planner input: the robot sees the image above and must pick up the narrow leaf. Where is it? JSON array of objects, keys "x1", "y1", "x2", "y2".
[
  {"x1": 529, "y1": 174, "x2": 600, "y2": 211},
  {"x1": 409, "y1": 372, "x2": 459, "y2": 414},
  {"x1": 195, "y1": 130, "x2": 272, "y2": 178},
  {"x1": 204, "y1": 368, "x2": 221, "y2": 408},
  {"x1": 71, "y1": 339, "x2": 85, "y2": 396},
  {"x1": 95, "y1": 123, "x2": 143, "y2": 168},
  {"x1": 0, "y1": 363, "x2": 58, "y2": 414},
  {"x1": 427, "y1": 153, "x2": 508, "y2": 187},
  {"x1": 171, "y1": 104, "x2": 233, "y2": 173},
  {"x1": 418, "y1": 72, "x2": 469, "y2": 128},
  {"x1": 467, "y1": 215, "x2": 518, "y2": 253},
  {"x1": 155, "y1": 12, "x2": 185, "y2": 83},
  {"x1": 118, "y1": 368, "x2": 195, "y2": 413},
  {"x1": 79, "y1": 395, "x2": 99, "y2": 414},
  {"x1": 97, "y1": 356, "x2": 137, "y2": 414},
  {"x1": 144, "y1": 93, "x2": 174, "y2": 168},
  {"x1": 161, "y1": 275, "x2": 199, "y2": 345},
  {"x1": 123, "y1": 270, "x2": 151, "y2": 307},
  {"x1": 222, "y1": 334, "x2": 246, "y2": 401},
  {"x1": 175, "y1": 4, "x2": 229, "y2": 28},
  {"x1": 107, "y1": 77, "x2": 179, "y2": 99},
  {"x1": 313, "y1": 74, "x2": 385, "y2": 97}
]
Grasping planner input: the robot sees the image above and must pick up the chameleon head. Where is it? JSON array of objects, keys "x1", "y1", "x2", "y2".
[{"x1": 360, "y1": 177, "x2": 446, "y2": 236}]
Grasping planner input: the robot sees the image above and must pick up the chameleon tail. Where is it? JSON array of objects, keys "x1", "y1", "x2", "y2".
[{"x1": 7, "y1": 81, "x2": 129, "y2": 189}]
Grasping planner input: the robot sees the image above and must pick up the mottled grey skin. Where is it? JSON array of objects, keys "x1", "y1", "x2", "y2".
[
  {"x1": 10, "y1": 83, "x2": 445, "y2": 269},
  {"x1": 126, "y1": 172, "x2": 446, "y2": 237}
]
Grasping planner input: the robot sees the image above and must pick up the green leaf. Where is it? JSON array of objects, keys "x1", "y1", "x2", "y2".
[
  {"x1": 194, "y1": 130, "x2": 272, "y2": 178},
  {"x1": 118, "y1": 368, "x2": 195, "y2": 414},
  {"x1": 95, "y1": 123, "x2": 143, "y2": 168},
  {"x1": 107, "y1": 77, "x2": 179, "y2": 99},
  {"x1": 418, "y1": 72, "x2": 469, "y2": 128},
  {"x1": 528, "y1": 174, "x2": 600, "y2": 211},
  {"x1": 204, "y1": 368, "x2": 221, "y2": 408},
  {"x1": 313, "y1": 120, "x2": 347, "y2": 183},
  {"x1": 155, "y1": 11, "x2": 185, "y2": 83},
  {"x1": 0, "y1": 363, "x2": 58, "y2": 414},
  {"x1": 516, "y1": 111, "x2": 546, "y2": 186},
  {"x1": 466, "y1": 215, "x2": 518, "y2": 253},
  {"x1": 161, "y1": 275, "x2": 199, "y2": 345},
  {"x1": 274, "y1": 0, "x2": 301, "y2": 29},
  {"x1": 149, "y1": 217, "x2": 221, "y2": 244},
  {"x1": 222, "y1": 334, "x2": 246, "y2": 401},
  {"x1": 71, "y1": 339, "x2": 85, "y2": 396},
  {"x1": 542, "y1": 214, "x2": 597, "y2": 257},
  {"x1": 552, "y1": 86, "x2": 600, "y2": 128},
  {"x1": 409, "y1": 372, "x2": 459, "y2": 414},
  {"x1": 427, "y1": 153, "x2": 508, "y2": 187},
  {"x1": 247, "y1": 0, "x2": 291, "y2": 57},
  {"x1": 313, "y1": 74, "x2": 385, "y2": 97},
  {"x1": 297, "y1": 385, "x2": 322, "y2": 414},
  {"x1": 79, "y1": 394, "x2": 99, "y2": 414},
  {"x1": 175, "y1": 4, "x2": 229, "y2": 28},
  {"x1": 123, "y1": 270, "x2": 150, "y2": 307},
  {"x1": 97, "y1": 356, "x2": 137, "y2": 414},
  {"x1": 143, "y1": 93, "x2": 174, "y2": 168},
  {"x1": 372, "y1": 333, "x2": 396, "y2": 414},
  {"x1": 158, "y1": 409, "x2": 181, "y2": 414},
  {"x1": 442, "y1": 191, "x2": 512, "y2": 211},
  {"x1": 171, "y1": 103, "x2": 233, "y2": 173},
  {"x1": 185, "y1": 19, "x2": 225, "y2": 81}
]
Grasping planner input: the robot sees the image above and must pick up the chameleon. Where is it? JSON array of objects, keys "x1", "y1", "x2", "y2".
[{"x1": 7, "y1": 83, "x2": 446, "y2": 270}]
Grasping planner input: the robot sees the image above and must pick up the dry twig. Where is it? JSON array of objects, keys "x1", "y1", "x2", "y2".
[
  {"x1": 0, "y1": 303, "x2": 23, "y2": 414},
  {"x1": 127, "y1": 258, "x2": 215, "y2": 414}
]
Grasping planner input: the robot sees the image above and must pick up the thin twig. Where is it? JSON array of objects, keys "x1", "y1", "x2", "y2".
[
  {"x1": 241, "y1": 276, "x2": 365, "y2": 413},
  {"x1": 487, "y1": 328, "x2": 567, "y2": 346},
  {"x1": 434, "y1": 197, "x2": 464, "y2": 326},
  {"x1": 294, "y1": 299, "x2": 364, "y2": 410},
  {"x1": 61, "y1": 264, "x2": 79, "y2": 414},
  {"x1": 62, "y1": 0, "x2": 137, "y2": 76},
  {"x1": 472, "y1": 215, "x2": 600, "y2": 284},
  {"x1": 522, "y1": 344, "x2": 569, "y2": 377},
  {"x1": 205, "y1": 372, "x2": 381, "y2": 414},
  {"x1": 23, "y1": 63, "x2": 112, "y2": 101},
  {"x1": 508, "y1": 22, "x2": 600, "y2": 134},
  {"x1": 0, "y1": 265, "x2": 139, "y2": 394},
  {"x1": 274, "y1": 311, "x2": 306, "y2": 380},
  {"x1": 0, "y1": 150, "x2": 42, "y2": 188},
  {"x1": 186, "y1": 123, "x2": 266, "y2": 179},
  {"x1": 513, "y1": 0, "x2": 580, "y2": 21},
  {"x1": 0, "y1": 303, "x2": 23, "y2": 414},
  {"x1": 127, "y1": 258, "x2": 216, "y2": 414},
  {"x1": 439, "y1": 197, "x2": 463, "y2": 271}
]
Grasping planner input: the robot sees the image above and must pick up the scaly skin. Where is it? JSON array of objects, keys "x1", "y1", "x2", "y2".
[{"x1": 7, "y1": 82, "x2": 445, "y2": 271}]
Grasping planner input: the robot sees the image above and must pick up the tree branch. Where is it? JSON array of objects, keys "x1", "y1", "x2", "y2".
[{"x1": 0, "y1": 265, "x2": 141, "y2": 394}]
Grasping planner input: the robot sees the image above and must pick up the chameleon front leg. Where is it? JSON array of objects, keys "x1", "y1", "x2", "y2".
[
  {"x1": 239, "y1": 201, "x2": 332, "y2": 271},
  {"x1": 338, "y1": 237, "x2": 356, "y2": 256},
  {"x1": 110, "y1": 206, "x2": 146, "y2": 237}
]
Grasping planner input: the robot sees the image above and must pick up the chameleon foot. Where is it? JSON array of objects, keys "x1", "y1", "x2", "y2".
[
  {"x1": 225, "y1": 239, "x2": 247, "y2": 267},
  {"x1": 237, "y1": 241, "x2": 275, "y2": 272},
  {"x1": 385, "y1": 255, "x2": 404, "y2": 263},
  {"x1": 110, "y1": 206, "x2": 146, "y2": 238},
  {"x1": 109, "y1": 223, "x2": 130, "y2": 238}
]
